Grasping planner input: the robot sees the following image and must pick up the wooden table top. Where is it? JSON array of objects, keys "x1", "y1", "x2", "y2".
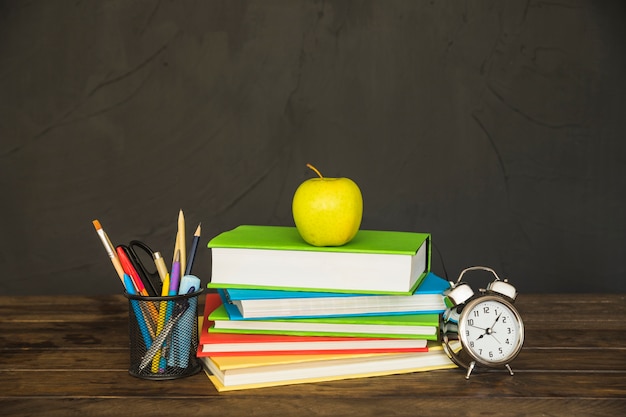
[{"x1": 1, "y1": 293, "x2": 625, "y2": 416}]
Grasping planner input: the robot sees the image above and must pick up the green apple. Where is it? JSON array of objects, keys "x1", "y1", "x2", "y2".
[{"x1": 292, "y1": 164, "x2": 363, "y2": 246}]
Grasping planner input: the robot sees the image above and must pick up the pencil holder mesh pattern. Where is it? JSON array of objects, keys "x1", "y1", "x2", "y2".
[{"x1": 125, "y1": 289, "x2": 203, "y2": 380}]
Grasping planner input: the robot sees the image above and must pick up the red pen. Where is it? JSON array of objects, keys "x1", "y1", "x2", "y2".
[
  {"x1": 116, "y1": 246, "x2": 149, "y2": 297},
  {"x1": 117, "y1": 245, "x2": 159, "y2": 332}
]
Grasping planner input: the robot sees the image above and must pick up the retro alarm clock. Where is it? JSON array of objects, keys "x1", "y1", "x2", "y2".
[{"x1": 440, "y1": 266, "x2": 524, "y2": 379}]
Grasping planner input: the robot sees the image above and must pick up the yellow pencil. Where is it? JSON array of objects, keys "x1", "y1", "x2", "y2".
[{"x1": 151, "y1": 273, "x2": 170, "y2": 373}]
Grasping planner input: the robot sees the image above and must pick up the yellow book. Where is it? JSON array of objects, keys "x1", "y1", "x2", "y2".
[{"x1": 201, "y1": 345, "x2": 456, "y2": 391}]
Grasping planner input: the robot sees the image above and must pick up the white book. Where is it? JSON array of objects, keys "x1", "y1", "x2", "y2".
[{"x1": 207, "y1": 225, "x2": 431, "y2": 294}]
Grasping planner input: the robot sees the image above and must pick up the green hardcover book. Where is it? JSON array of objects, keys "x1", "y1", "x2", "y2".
[
  {"x1": 208, "y1": 304, "x2": 439, "y2": 340},
  {"x1": 207, "y1": 225, "x2": 431, "y2": 295}
]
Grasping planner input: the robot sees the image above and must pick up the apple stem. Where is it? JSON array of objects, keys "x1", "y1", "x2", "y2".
[{"x1": 306, "y1": 163, "x2": 324, "y2": 179}]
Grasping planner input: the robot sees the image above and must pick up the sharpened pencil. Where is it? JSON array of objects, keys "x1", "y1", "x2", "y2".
[
  {"x1": 177, "y1": 209, "x2": 186, "y2": 278},
  {"x1": 185, "y1": 223, "x2": 201, "y2": 276}
]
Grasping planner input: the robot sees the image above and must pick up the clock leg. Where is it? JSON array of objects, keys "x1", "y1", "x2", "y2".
[
  {"x1": 465, "y1": 361, "x2": 476, "y2": 379},
  {"x1": 505, "y1": 364, "x2": 514, "y2": 376}
]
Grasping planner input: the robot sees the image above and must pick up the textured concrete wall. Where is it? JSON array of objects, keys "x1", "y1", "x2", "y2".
[{"x1": 1, "y1": 0, "x2": 625, "y2": 295}]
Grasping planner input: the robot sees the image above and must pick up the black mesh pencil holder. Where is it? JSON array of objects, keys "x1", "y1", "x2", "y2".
[{"x1": 125, "y1": 289, "x2": 204, "y2": 380}]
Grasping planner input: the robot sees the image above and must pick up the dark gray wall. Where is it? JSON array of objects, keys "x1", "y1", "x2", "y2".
[{"x1": 1, "y1": 0, "x2": 625, "y2": 295}]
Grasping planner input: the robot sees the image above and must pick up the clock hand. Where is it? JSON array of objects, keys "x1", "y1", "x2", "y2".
[
  {"x1": 489, "y1": 313, "x2": 502, "y2": 330},
  {"x1": 476, "y1": 313, "x2": 503, "y2": 342},
  {"x1": 471, "y1": 324, "x2": 489, "y2": 342},
  {"x1": 473, "y1": 322, "x2": 500, "y2": 343}
]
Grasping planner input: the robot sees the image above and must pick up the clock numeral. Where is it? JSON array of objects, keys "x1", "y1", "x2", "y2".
[
  {"x1": 470, "y1": 341, "x2": 474, "y2": 348},
  {"x1": 473, "y1": 310, "x2": 480, "y2": 317},
  {"x1": 507, "y1": 327, "x2": 512, "y2": 334},
  {"x1": 489, "y1": 351, "x2": 494, "y2": 358},
  {"x1": 468, "y1": 319, "x2": 474, "y2": 326},
  {"x1": 505, "y1": 339, "x2": 510, "y2": 345},
  {"x1": 499, "y1": 347, "x2": 503, "y2": 354},
  {"x1": 483, "y1": 306, "x2": 490, "y2": 314},
  {"x1": 502, "y1": 316, "x2": 507, "y2": 323}
]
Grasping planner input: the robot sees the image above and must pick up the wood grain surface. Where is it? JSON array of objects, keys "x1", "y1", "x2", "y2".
[{"x1": 1, "y1": 293, "x2": 625, "y2": 416}]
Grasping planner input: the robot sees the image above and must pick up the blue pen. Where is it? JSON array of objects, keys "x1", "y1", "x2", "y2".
[{"x1": 124, "y1": 274, "x2": 152, "y2": 349}]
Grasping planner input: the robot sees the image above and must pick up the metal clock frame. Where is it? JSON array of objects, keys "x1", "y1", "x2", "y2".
[
  {"x1": 440, "y1": 266, "x2": 525, "y2": 379},
  {"x1": 457, "y1": 295, "x2": 525, "y2": 374}
]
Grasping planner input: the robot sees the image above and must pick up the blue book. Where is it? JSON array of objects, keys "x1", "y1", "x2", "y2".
[{"x1": 219, "y1": 272, "x2": 450, "y2": 320}]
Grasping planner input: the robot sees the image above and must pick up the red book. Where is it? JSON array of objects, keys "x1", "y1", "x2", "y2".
[{"x1": 197, "y1": 293, "x2": 429, "y2": 357}]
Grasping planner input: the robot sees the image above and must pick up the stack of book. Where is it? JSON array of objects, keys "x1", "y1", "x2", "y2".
[{"x1": 198, "y1": 225, "x2": 457, "y2": 391}]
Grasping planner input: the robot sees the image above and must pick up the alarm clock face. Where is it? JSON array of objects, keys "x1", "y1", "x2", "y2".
[{"x1": 458, "y1": 296, "x2": 524, "y2": 366}]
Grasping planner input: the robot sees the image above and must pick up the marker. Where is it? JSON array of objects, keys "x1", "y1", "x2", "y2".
[
  {"x1": 185, "y1": 223, "x2": 201, "y2": 276},
  {"x1": 178, "y1": 275, "x2": 200, "y2": 297},
  {"x1": 92, "y1": 220, "x2": 125, "y2": 283},
  {"x1": 174, "y1": 275, "x2": 201, "y2": 367}
]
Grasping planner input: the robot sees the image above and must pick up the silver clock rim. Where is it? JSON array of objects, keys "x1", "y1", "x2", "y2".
[{"x1": 457, "y1": 295, "x2": 525, "y2": 367}]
